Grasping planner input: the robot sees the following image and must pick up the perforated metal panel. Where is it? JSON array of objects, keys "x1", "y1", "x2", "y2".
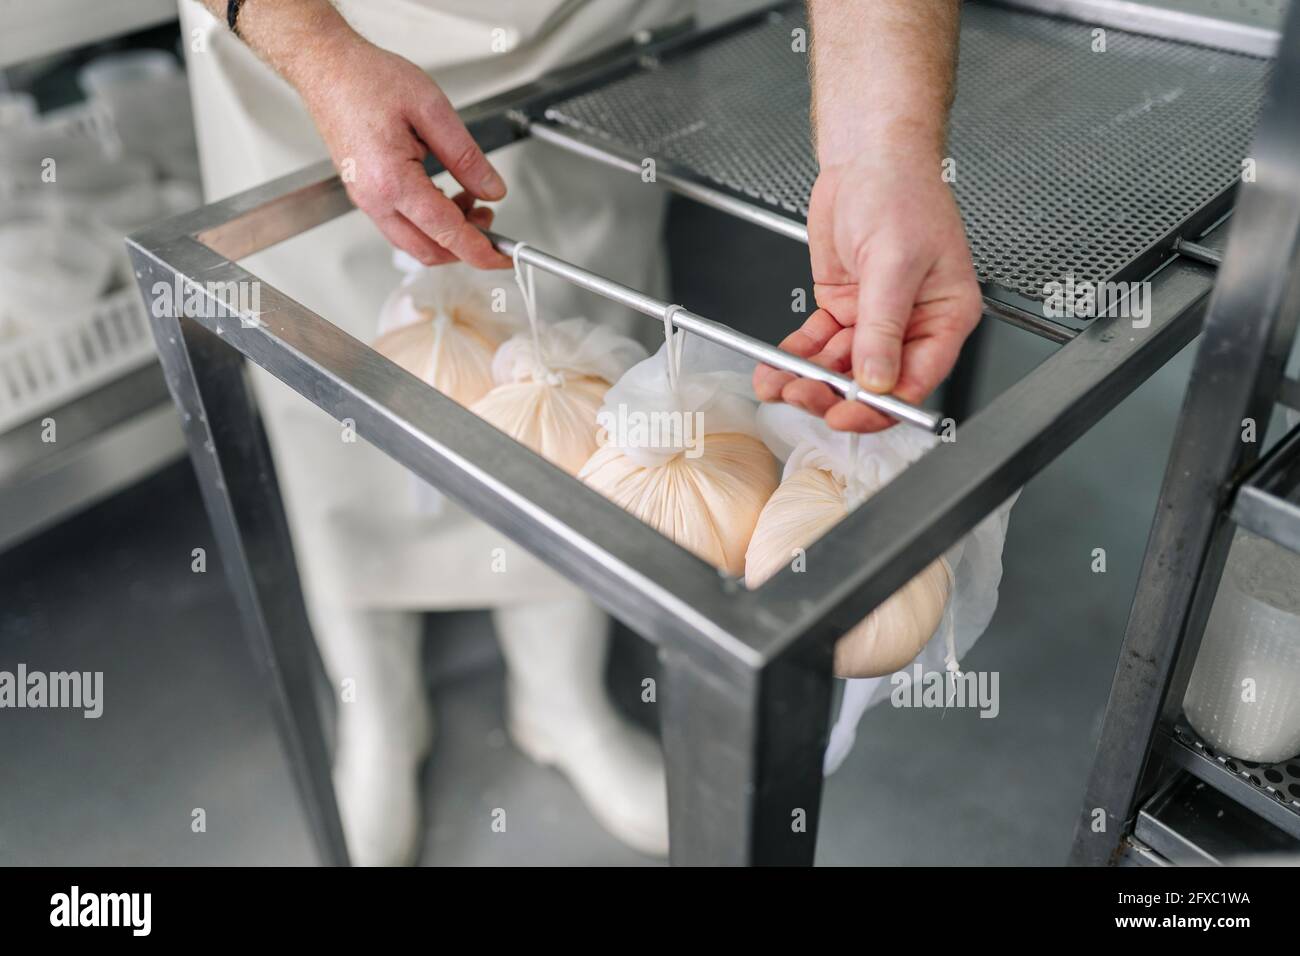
[
  {"x1": 1174, "y1": 722, "x2": 1300, "y2": 816},
  {"x1": 545, "y1": 3, "x2": 1269, "y2": 304}
]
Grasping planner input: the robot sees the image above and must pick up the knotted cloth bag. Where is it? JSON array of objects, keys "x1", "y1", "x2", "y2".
[
  {"x1": 470, "y1": 249, "x2": 647, "y2": 474},
  {"x1": 373, "y1": 260, "x2": 522, "y2": 408},
  {"x1": 578, "y1": 326, "x2": 778, "y2": 576},
  {"x1": 748, "y1": 403, "x2": 1018, "y2": 773},
  {"x1": 745, "y1": 403, "x2": 954, "y2": 678}
]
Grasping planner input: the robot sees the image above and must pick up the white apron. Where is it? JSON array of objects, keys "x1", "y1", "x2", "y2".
[{"x1": 178, "y1": 0, "x2": 690, "y2": 611}]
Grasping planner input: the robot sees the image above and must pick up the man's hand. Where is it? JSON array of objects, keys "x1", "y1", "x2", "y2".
[
  {"x1": 301, "y1": 37, "x2": 509, "y2": 268},
  {"x1": 203, "y1": 0, "x2": 508, "y2": 269},
  {"x1": 757, "y1": 1, "x2": 980, "y2": 431},
  {"x1": 754, "y1": 150, "x2": 981, "y2": 432}
]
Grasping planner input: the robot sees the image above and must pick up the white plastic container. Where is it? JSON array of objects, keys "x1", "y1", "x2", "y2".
[
  {"x1": 0, "y1": 204, "x2": 154, "y2": 432},
  {"x1": 1184, "y1": 531, "x2": 1300, "y2": 763},
  {"x1": 77, "y1": 50, "x2": 177, "y2": 97}
]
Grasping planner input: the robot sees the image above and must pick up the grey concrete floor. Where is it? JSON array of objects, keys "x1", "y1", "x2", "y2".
[{"x1": 0, "y1": 199, "x2": 1197, "y2": 866}]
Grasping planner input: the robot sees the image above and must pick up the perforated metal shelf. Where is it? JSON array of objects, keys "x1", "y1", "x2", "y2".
[
  {"x1": 544, "y1": 3, "x2": 1269, "y2": 317},
  {"x1": 1163, "y1": 720, "x2": 1300, "y2": 840}
]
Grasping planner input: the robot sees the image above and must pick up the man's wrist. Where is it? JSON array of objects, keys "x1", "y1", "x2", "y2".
[
  {"x1": 284, "y1": 15, "x2": 367, "y2": 96},
  {"x1": 817, "y1": 116, "x2": 947, "y2": 173},
  {"x1": 219, "y1": 0, "x2": 366, "y2": 96}
]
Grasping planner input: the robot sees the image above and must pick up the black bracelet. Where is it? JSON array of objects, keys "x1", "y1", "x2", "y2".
[{"x1": 227, "y1": 0, "x2": 245, "y2": 36}]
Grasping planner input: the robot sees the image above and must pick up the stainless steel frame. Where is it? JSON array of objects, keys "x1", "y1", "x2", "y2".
[
  {"x1": 126, "y1": 2, "x2": 1259, "y2": 865},
  {"x1": 1070, "y1": 0, "x2": 1300, "y2": 866},
  {"x1": 993, "y1": 0, "x2": 1284, "y2": 56}
]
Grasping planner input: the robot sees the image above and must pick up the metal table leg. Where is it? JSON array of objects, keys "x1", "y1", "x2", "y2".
[
  {"x1": 124, "y1": 1, "x2": 1257, "y2": 867},
  {"x1": 1069, "y1": 0, "x2": 1300, "y2": 864},
  {"x1": 146, "y1": 300, "x2": 349, "y2": 867},
  {"x1": 661, "y1": 637, "x2": 833, "y2": 865}
]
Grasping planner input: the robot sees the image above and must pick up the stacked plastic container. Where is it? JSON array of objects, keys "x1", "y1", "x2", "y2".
[{"x1": 0, "y1": 50, "x2": 200, "y2": 432}]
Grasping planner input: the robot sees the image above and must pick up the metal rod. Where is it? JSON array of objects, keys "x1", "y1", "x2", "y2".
[
  {"x1": 526, "y1": 119, "x2": 811, "y2": 244},
  {"x1": 485, "y1": 230, "x2": 944, "y2": 433},
  {"x1": 1175, "y1": 238, "x2": 1224, "y2": 267},
  {"x1": 990, "y1": 0, "x2": 1281, "y2": 57}
]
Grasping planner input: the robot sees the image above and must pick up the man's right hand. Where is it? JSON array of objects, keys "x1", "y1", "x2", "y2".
[
  {"x1": 301, "y1": 36, "x2": 510, "y2": 269},
  {"x1": 203, "y1": 0, "x2": 510, "y2": 269}
]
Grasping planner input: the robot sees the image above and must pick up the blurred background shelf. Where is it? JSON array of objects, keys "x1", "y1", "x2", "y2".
[
  {"x1": 0, "y1": 2, "x2": 193, "y2": 554},
  {"x1": 0, "y1": 364, "x2": 183, "y2": 550},
  {"x1": 0, "y1": 0, "x2": 176, "y2": 70}
]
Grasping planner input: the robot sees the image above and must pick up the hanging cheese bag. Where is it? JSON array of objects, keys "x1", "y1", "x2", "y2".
[
  {"x1": 373, "y1": 259, "x2": 520, "y2": 408},
  {"x1": 470, "y1": 250, "x2": 647, "y2": 475},
  {"x1": 578, "y1": 324, "x2": 779, "y2": 576},
  {"x1": 745, "y1": 402, "x2": 1018, "y2": 771},
  {"x1": 745, "y1": 404, "x2": 953, "y2": 678}
]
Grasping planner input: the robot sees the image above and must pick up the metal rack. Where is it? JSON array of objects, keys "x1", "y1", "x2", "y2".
[
  {"x1": 1071, "y1": 0, "x2": 1300, "y2": 866},
  {"x1": 0, "y1": 32, "x2": 189, "y2": 550},
  {"x1": 1131, "y1": 772, "x2": 1300, "y2": 866},
  {"x1": 126, "y1": 0, "x2": 1281, "y2": 865}
]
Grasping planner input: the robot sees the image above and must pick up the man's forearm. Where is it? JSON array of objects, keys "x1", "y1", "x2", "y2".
[
  {"x1": 807, "y1": 1, "x2": 960, "y2": 167},
  {"x1": 197, "y1": 0, "x2": 362, "y2": 97}
]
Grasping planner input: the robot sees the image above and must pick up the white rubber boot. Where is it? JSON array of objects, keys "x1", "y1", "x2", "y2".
[
  {"x1": 491, "y1": 597, "x2": 668, "y2": 857},
  {"x1": 310, "y1": 605, "x2": 430, "y2": 866}
]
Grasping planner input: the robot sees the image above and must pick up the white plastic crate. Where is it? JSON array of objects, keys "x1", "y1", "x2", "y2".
[
  {"x1": 0, "y1": 94, "x2": 199, "y2": 433},
  {"x1": 26, "y1": 97, "x2": 117, "y2": 147},
  {"x1": 0, "y1": 289, "x2": 156, "y2": 433}
]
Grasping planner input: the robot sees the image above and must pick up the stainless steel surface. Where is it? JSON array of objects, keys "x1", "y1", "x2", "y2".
[
  {"x1": 660, "y1": 636, "x2": 831, "y2": 865},
  {"x1": 1163, "y1": 722, "x2": 1300, "y2": 840},
  {"x1": 1232, "y1": 423, "x2": 1300, "y2": 556},
  {"x1": 1134, "y1": 776, "x2": 1223, "y2": 865},
  {"x1": 1133, "y1": 0, "x2": 1288, "y2": 30},
  {"x1": 129, "y1": 193, "x2": 1217, "y2": 864},
  {"x1": 0, "y1": 364, "x2": 184, "y2": 551},
  {"x1": 528, "y1": 117, "x2": 1077, "y2": 343},
  {"x1": 544, "y1": 2, "x2": 1267, "y2": 315},
  {"x1": 995, "y1": 0, "x2": 1285, "y2": 55},
  {"x1": 138, "y1": 267, "x2": 351, "y2": 867},
  {"x1": 125, "y1": 2, "x2": 1243, "y2": 866},
  {"x1": 489, "y1": 230, "x2": 941, "y2": 431},
  {"x1": 1070, "y1": 0, "x2": 1300, "y2": 866},
  {"x1": 1135, "y1": 770, "x2": 1300, "y2": 864}
]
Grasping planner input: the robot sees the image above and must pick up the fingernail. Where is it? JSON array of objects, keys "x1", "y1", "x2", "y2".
[
  {"x1": 859, "y1": 359, "x2": 896, "y2": 392},
  {"x1": 481, "y1": 167, "x2": 506, "y2": 200}
]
